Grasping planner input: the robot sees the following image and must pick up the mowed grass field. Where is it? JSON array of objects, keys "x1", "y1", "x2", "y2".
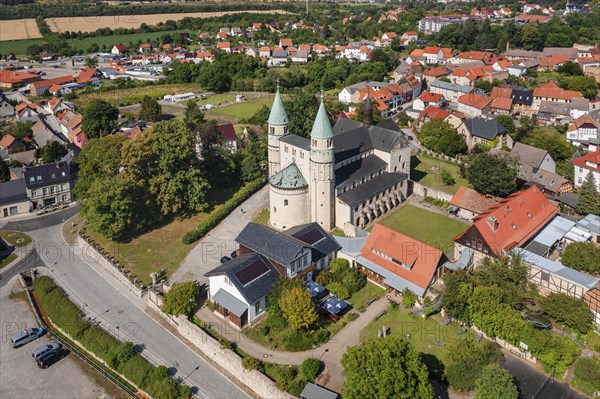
[
  {"x1": 411, "y1": 154, "x2": 469, "y2": 194},
  {"x1": 45, "y1": 10, "x2": 289, "y2": 33},
  {"x1": 0, "y1": 18, "x2": 42, "y2": 41},
  {"x1": 73, "y1": 83, "x2": 205, "y2": 107},
  {"x1": 377, "y1": 205, "x2": 468, "y2": 256},
  {"x1": 207, "y1": 95, "x2": 273, "y2": 119}
]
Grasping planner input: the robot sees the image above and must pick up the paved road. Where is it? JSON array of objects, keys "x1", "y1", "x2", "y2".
[
  {"x1": 0, "y1": 276, "x2": 122, "y2": 399},
  {"x1": 1, "y1": 206, "x2": 78, "y2": 232},
  {"x1": 7, "y1": 220, "x2": 250, "y2": 399}
]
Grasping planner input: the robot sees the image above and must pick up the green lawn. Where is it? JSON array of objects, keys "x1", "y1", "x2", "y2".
[
  {"x1": 377, "y1": 205, "x2": 468, "y2": 256},
  {"x1": 253, "y1": 208, "x2": 270, "y2": 225},
  {"x1": 0, "y1": 231, "x2": 32, "y2": 247},
  {"x1": 346, "y1": 281, "x2": 385, "y2": 311},
  {"x1": 0, "y1": 254, "x2": 17, "y2": 269},
  {"x1": 74, "y1": 83, "x2": 205, "y2": 108},
  {"x1": 411, "y1": 154, "x2": 469, "y2": 194},
  {"x1": 361, "y1": 306, "x2": 479, "y2": 376},
  {"x1": 197, "y1": 93, "x2": 238, "y2": 106},
  {"x1": 2, "y1": 38, "x2": 44, "y2": 57},
  {"x1": 207, "y1": 95, "x2": 273, "y2": 120},
  {"x1": 84, "y1": 182, "x2": 243, "y2": 285}
]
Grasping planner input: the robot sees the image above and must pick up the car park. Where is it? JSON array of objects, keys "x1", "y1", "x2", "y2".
[
  {"x1": 31, "y1": 343, "x2": 60, "y2": 361},
  {"x1": 11, "y1": 327, "x2": 44, "y2": 348},
  {"x1": 220, "y1": 256, "x2": 231, "y2": 264},
  {"x1": 36, "y1": 348, "x2": 65, "y2": 369}
]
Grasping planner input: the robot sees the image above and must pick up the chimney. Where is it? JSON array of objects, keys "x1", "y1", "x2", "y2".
[{"x1": 487, "y1": 215, "x2": 499, "y2": 232}]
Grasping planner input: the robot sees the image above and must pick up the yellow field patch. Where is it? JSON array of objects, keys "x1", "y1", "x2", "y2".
[
  {"x1": 0, "y1": 19, "x2": 42, "y2": 41},
  {"x1": 44, "y1": 9, "x2": 289, "y2": 33}
]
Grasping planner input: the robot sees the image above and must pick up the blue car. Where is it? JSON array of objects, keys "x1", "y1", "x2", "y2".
[{"x1": 11, "y1": 327, "x2": 44, "y2": 348}]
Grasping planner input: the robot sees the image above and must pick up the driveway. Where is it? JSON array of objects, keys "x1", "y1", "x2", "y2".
[
  {"x1": 0, "y1": 276, "x2": 123, "y2": 399},
  {"x1": 170, "y1": 185, "x2": 269, "y2": 285}
]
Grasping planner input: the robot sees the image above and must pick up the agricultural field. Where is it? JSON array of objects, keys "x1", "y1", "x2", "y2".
[
  {"x1": 0, "y1": 18, "x2": 42, "y2": 41},
  {"x1": 67, "y1": 29, "x2": 187, "y2": 53},
  {"x1": 44, "y1": 10, "x2": 289, "y2": 33},
  {"x1": 73, "y1": 83, "x2": 204, "y2": 107},
  {"x1": 1, "y1": 38, "x2": 44, "y2": 57}
]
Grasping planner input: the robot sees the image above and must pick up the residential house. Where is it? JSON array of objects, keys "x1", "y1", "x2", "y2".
[
  {"x1": 111, "y1": 44, "x2": 127, "y2": 55},
  {"x1": 423, "y1": 67, "x2": 451, "y2": 85},
  {"x1": 43, "y1": 97, "x2": 74, "y2": 115},
  {"x1": 0, "y1": 134, "x2": 25, "y2": 154},
  {"x1": 452, "y1": 51, "x2": 493, "y2": 64},
  {"x1": 357, "y1": 223, "x2": 446, "y2": 300},
  {"x1": 458, "y1": 117, "x2": 512, "y2": 150},
  {"x1": 429, "y1": 80, "x2": 473, "y2": 102},
  {"x1": 573, "y1": 150, "x2": 600, "y2": 191},
  {"x1": 533, "y1": 81, "x2": 583, "y2": 110},
  {"x1": 76, "y1": 67, "x2": 101, "y2": 87},
  {"x1": 516, "y1": 166, "x2": 572, "y2": 197},
  {"x1": 401, "y1": 31, "x2": 418, "y2": 44},
  {"x1": 215, "y1": 123, "x2": 238, "y2": 153},
  {"x1": 217, "y1": 42, "x2": 231, "y2": 53},
  {"x1": 457, "y1": 93, "x2": 492, "y2": 117},
  {"x1": 449, "y1": 186, "x2": 501, "y2": 220},
  {"x1": 449, "y1": 68, "x2": 486, "y2": 87},
  {"x1": 511, "y1": 88, "x2": 535, "y2": 116},
  {"x1": 508, "y1": 64, "x2": 527, "y2": 78},
  {"x1": 516, "y1": 14, "x2": 551, "y2": 23},
  {"x1": 489, "y1": 97, "x2": 513, "y2": 115},
  {"x1": 453, "y1": 186, "x2": 559, "y2": 264},
  {"x1": 0, "y1": 179, "x2": 29, "y2": 219},
  {"x1": 537, "y1": 101, "x2": 572, "y2": 125},
  {"x1": 538, "y1": 55, "x2": 571, "y2": 72},
  {"x1": 279, "y1": 38, "x2": 293, "y2": 49},
  {"x1": 418, "y1": 15, "x2": 466, "y2": 34},
  {"x1": 30, "y1": 76, "x2": 75, "y2": 96},
  {"x1": 422, "y1": 46, "x2": 444, "y2": 64},
  {"x1": 15, "y1": 102, "x2": 40, "y2": 122},
  {"x1": 24, "y1": 160, "x2": 77, "y2": 209},
  {"x1": 291, "y1": 49, "x2": 310, "y2": 64},
  {"x1": 32, "y1": 114, "x2": 66, "y2": 148},
  {"x1": 504, "y1": 49, "x2": 543, "y2": 61},
  {"x1": 138, "y1": 43, "x2": 152, "y2": 53},
  {"x1": 259, "y1": 46, "x2": 271, "y2": 58},
  {"x1": 566, "y1": 114, "x2": 599, "y2": 149},
  {"x1": 413, "y1": 92, "x2": 443, "y2": 111},
  {"x1": 0, "y1": 93, "x2": 15, "y2": 117},
  {"x1": 338, "y1": 81, "x2": 390, "y2": 105},
  {"x1": 205, "y1": 222, "x2": 340, "y2": 328},
  {"x1": 417, "y1": 106, "x2": 452, "y2": 126},
  {"x1": 269, "y1": 50, "x2": 288, "y2": 67}
]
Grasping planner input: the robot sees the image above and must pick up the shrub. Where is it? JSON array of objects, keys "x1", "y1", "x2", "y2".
[
  {"x1": 183, "y1": 179, "x2": 265, "y2": 244},
  {"x1": 327, "y1": 281, "x2": 350, "y2": 300},
  {"x1": 314, "y1": 270, "x2": 335, "y2": 286},
  {"x1": 402, "y1": 289, "x2": 417, "y2": 309},
  {"x1": 287, "y1": 378, "x2": 308, "y2": 396},
  {"x1": 242, "y1": 356, "x2": 264, "y2": 372},
  {"x1": 542, "y1": 293, "x2": 593, "y2": 334},
  {"x1": 300, "y1": 358, "x2": 323, "y2": 381},
  {"x1": 573, "y1": 357, "x2": 600, "y2": 394},
  {"x1": 283, "y1": 330, "x2": 313, "y2": 352},
  {"x1": 441, "y1": 169, "x2": 456, "y2": 186}
]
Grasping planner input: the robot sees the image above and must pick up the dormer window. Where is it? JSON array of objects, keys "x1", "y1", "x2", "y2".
[
  {"x1": 527, "y1": 212, "x2": 532, "y2": 218},
  {"x1": 29, "y1": 177, "x2": 34, "y2": 183},
  {"x1": 512, "y1": 224, "x2": 517, "y2": 230},
  {"x1": 51, "y1": 173, "x2": 56, "y2": 179},
  {"x1": 36, "y1": 176, "x2": 42, "y2": 182}
]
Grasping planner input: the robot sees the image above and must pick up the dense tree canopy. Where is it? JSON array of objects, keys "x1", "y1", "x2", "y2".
[
  {"x1": 162, "y1": 281, "x2": 201, "y2": 316},
  {"x1": 41, "y1": 141, "x2": 67, "y2": 164},
  {"x1": 576, "y1": 173, "x2": 600, "y2": 216},
  {"x1": 418, "y1": 120, "x2": 467, "y2": 157},
  {"x1": 560, "y1": 242, "x2": 600, "y2": 274},
  {"x1": 475, "y1": 364, "x2": 518, "y2": 399},
  {"x1": 277, "y1": 281, "x2": 318, "y2": 330},
  {"x1": 81, "y1": 99, "x2": 119, "y2": 139},
  {"x1": 445, "y1": 340, "x2": 502, "y2": 392},
  {"x1": 139, "y1": 96, "x2": 162, "y2": 122},
  {"x1": 342, "y1": 337, "x2": 433, "y2": 399},
  {"x1": 542, "y1": 293, "x2": 593, "y2": 334},
  {"x1": 467, "y1": 153, "x2": 517, "y2": 197},
  {"x1": 558, "y1": 75, "x2": 598, "y2": 99},
  {"x1": 521, "y1": 127, "x2": 574, "y2": 161}
]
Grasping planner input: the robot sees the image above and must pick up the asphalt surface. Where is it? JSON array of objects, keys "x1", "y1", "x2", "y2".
[
  {"x1": 1, "y1": 206, "x2": 79, "y2": 232},
  {"x1": 5, "y1": 216, "x2": 250, "y2": 399}
]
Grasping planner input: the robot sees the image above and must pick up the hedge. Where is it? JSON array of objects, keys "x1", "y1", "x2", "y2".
[
  {"x1": 34, "y1": 276, "x2": 191, "y2": 399},
  {"x1": 182, "y1": 178, "x2": 265, "y2": 245}
]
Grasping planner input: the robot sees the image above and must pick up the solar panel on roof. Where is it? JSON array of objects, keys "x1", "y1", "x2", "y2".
[
  {"x1": 298, "y1": 229, "x2": 325, "y2": 245},
  {"x1": 235, "y1": 259, "x2": 270, "y2": 285}
]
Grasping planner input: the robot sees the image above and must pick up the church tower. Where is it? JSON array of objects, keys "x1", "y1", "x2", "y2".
[
  {"x1": 267, "y1": 82, "x2": 289, "y2": 177},
  {"x1": 309, "y1": 94, "x2": 335, "y2": 230},
  {"x1": 363, "y1": 89, "x2": 373, "y2": 128}
]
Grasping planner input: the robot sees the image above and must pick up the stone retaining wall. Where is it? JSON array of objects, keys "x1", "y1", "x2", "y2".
[{"x1": 411, "y1": 181, "x2": 455, "y2": 202}]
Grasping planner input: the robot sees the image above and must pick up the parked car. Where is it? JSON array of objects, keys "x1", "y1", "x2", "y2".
[
  {"x1": 11, "y1": 327, "x2": 44, "y2": 348},
  {"x1": 36, "y1": 348, "x2": 65, "y2": 369},
  {"x1": 31, "y1": 343, "x2": 60, "y2": 361},
  {"x1": 230, "y1": 250, "x2": 238, "y2": 259},
  {"x1": 220, "y1": 256, "x2": 231, "y2": 264},
  {"x1": 523, "y1": 313, "x2": 552, "y2": 330}
]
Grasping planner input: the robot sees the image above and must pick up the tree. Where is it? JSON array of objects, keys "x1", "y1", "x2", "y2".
[
  {"x1": 542, "y1": 293, "x2": 593, "y2": 334},
  {"x1": 40, "y1": 141, "x2": 67, "y2": 163},
  {"x1": 12, "y1": 121, "x2": 33, "y2": 140},
  {"x1": 0, "y1": 160, "x2": 9, "y2": 182},
  {"x1": 474, "y1": 255, "x2": 528, "y2": 309},
  {"x1": 81, "y1": 99, "x2": 118, "y2": 139},
  {"x1": 300, "y1": 358, "x2": 323, "y2": 381},
  {"x1": 576, "y1": 172, "x2": 600, "y2": 215},
  {"x1": 442, "y1": 270, "x2": 474, "y2": 323},
  {"x1": 521, "y1": 127, "x2": 574, "y2": 161},
  {"x1": 162, "y1": 281, "x2": 201, "y2": 316},
  {"x1": 446, "y1": 340, "x2": 502, "y2": 392},
  {"x1": 561, "y1": 242, "x2": 600, "y2": 274},
  {"x1": 545, "y1": 32, "x2": 572, "y2": 48},
  {"x1": 573, "y1": 357, "x2": 600, "y2": 394},
  {"x1": 557, "y1": 61, "x2": 583, "y2": 76},
  {"x1": 341, "y1": 337, "x2": 433, "y2": 399},
  {"x1": 418, "y1": 120, "x2": 467, "y2": 156},
  {"x1": 183, "y1": 100, "x2": 205, "y2": 132},
  {"x1": 278, "y1": 284, "x2": 318, "y2": 330},
  {"x1": 283, "y1": 89, "x2": 320, "y2": 138},
  {"x1": 475, "y1": 364, "x2": 518, "y2": 399},
  {"x1": 139, "y1": 96, "x2": 162, "y2": 122},
  {"x1": 240, "y1": 152, "x2": 263, "y2": 182},
  {"x1": 496, "y1": 115, "x2": 517, "y2": 139},
  {"x1": 467, "y1": 153, "x2": 517, "y2": 197},
  {"x1": 84, "y1": 57, "x2": 98, "y2": 68},
  {"x1": 558, "y1": 75, "x2": 598, "y2": 99}
]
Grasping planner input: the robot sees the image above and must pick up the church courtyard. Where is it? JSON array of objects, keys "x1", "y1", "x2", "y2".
[{"x1": 376, "y1": 204, "x2": 468, "y2": 257}]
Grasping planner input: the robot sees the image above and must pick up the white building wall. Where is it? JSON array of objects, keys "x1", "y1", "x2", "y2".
[
  {"x1": 208, "y1": 275, "x2": 249, "y2": 308},
  {"x1": 269, "y1": 186, "x2": 310, "y2": 231},
  {"x1": 574, "y1": 167, "x2": 600, "y2": 190},
  {"x1": 280, "y1": 144, "x2": 310, "y2": 180}
]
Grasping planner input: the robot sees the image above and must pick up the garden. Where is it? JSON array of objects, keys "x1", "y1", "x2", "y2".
[
  {"x1": 244, "y1": 259, "x2": 374, "y2": 352},
  {"x1": 410, "y1": 153, "x2": 469, "y2": 194},
  {"x1": 377, "y1": 205, "x2": 468, "y2": 257}
]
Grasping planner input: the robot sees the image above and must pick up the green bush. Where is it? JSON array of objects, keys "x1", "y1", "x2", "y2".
[
  {"x1": 402, "y1": 289, "x2": 417, "y2": 308},
  {"x1": 283, "y1": 330, "x2": 314, "y2": 352},
  {"x1": 573, "y1": 357, "x2": 600, "y2": 394},
  {"x1": 242, "y1": 356, "x2": 264, "y2": 372},
  {"x1": 183, "y1": 179, "x2": 265, "y2": 244},
  {"x1": 287, "y1": 378, "x2": 309, "y2": 396},
  {"x1": 327, "y1": 281, "x2": 350, "y2": 300},
  {"x1": 33, "y1": 276, "x2": 190, "y2": 398},
  {"x1": 300, "y1": 358, "x2": 323, "y2": 381}
]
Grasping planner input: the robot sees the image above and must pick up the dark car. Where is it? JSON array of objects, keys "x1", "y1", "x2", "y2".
[
  {"x1": 220, "y1": 256, "x2": 231, "y2": 264},
  {"x1": 230, "y1": 250, "x2": 238, "y2": 259},
  {"x1": 523, "y1": 313, "x2": 552, "y2": 330},
  {"x1": 36, "y1": 348, "x2": 65, "y2": 368}
]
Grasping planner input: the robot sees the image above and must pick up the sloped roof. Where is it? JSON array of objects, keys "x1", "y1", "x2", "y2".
[
  {"x1": 450, "y1": 186, "x2": 502, "y2": 215},
  {"x1": 268, "y1": 88, "x2": 289, "y2": 126},
  {"x1": 0, "y1": 133, "x2": 17, "y2": 149},
  {"x1": 510, "y1": 142, "x2": 549, "y2": 169},
  {"x1": 269, "y1": 163, "x2": 307, "y2": 189},
  {"x1": 215, "y1": 123, "x2": 236, "y2": 142},
  {"x1": 0, "y1": 178, "x2": 27, "y2": 205},
  {"x1": 454, "y1": 186, "x2": 559, "y2": 256},
  {"x1": 285, "y1": 222, "x2": 341, "y2": 262},
  {"x1": 572, "y1": 149, "x2": 600, "y2": 173},
  {"x1": 490, "y1": 97, "x2": 513, "y2": 110},
  {"x1": 458, "y1": 93, "x2": 492, "y2": 110},
  {"x1": 310, "y1": 100, "x2": 334, "y2": 140},
  {"x1": 533, "y1": 81, "x2": 583, "y2": 101},
  {"x1": 359, "y1": 224, "x2": 444, "y2": 293},
  {"x1": 463, "y1": 117, "x2": 507, "y2": 140}
]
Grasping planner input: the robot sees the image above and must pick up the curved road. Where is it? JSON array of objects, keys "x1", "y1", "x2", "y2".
[{"x1": 1, "y1": 210, "x2": 250, "y2": 399}]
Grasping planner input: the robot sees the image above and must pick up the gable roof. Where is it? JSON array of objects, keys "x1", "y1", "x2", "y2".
[
  {"x1": 0, "y1": 178, "x2": 27, "y2": 205},
  {"x1": 204, "y1": 253, "x2": 281, "y2": 304},
  {"x1": 359, "y1": 224, "x2": 444, "y2": 294},
  {"x1": 215, "y1": 124, "x2": 236, "y2": 142},
  {"x1": 235, "y1": 223, "x2": 312, "y2": 268},
  {"x1": 419, "y1": 105, "x2": 452, "y2": 121},
  {"x1": 450, "y1": 186, "x2": 502, "y2": 214},
  {"x1": 24, "y1": 161, "x2": 74, "y2": 189},
  {"x1": 572, "y1": 149, "x2": 600, "y2": 173},
  {"x1": 454, "y1": 186, "x2": 559, "y2": 256},
  {"x1": 0, "y1": 134, "x2": 17, "y2": 149},
  {"x1": 490, "y1": 97, "x2": 513, "y2": 111},
  {"x1": 533, "y1": 81, "x2": 583, "y2": 101},
  {"x1": 285, "y1": 223, "x2": 342, "y2": 262},
  {"x1": 463, "y1": 117, "x2": 507, "y2": 140},
  {"x1": 458, "y1": 93, "x2": 492, "y2": 110},
  {"x1": 509, "y1": 142, "x2": 550, "y2": 169}
]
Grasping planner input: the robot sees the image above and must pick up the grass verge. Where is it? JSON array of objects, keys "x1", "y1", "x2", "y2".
[
  {"x1": 0, "y1": 253, "x2": 17, "y2": 269},
  {"x1": 410, "y1": 153, "x2": 468, "y2": 194},
  {"x1": 0, "y1": 230, "x2": 33, "y2": 247}
]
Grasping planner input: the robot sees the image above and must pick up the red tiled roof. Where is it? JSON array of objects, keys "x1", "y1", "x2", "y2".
[
  {"x1": 113, "y1": 44, "x2": 127, "y2": 51},
  {"x1": 533, "y1": 81, "x2": 583, "y2": 101},
  {"x1": 423, "y1": 46, "x2": 441, "y2": 54},
  {"x1": 424, "y1": 67, "x2": 450, "y2": 77},
  {"x1": 76, "y1": 67, "x2": 97, "y2": 83},
  {"x1": 419, "y1": 92, "x2": 442, "y2": 103},
  {"x1": 0, "y1": 133, "x2": 16, "y2": 149},
  {"x1": 572, "y1": 114, "x2": 598, "y2": 129},
  {"x1": 217, "y1": 42, "x2": 231, "y2": 49},
  {"x1": 361, "y1": 224, "x2": 444, "y2": 291},
  {"x1": 572, "y1": 150, "x2": 600, "y2": 173},
  {"x1": 216, "y1": 124, "x2": 236, "y2": 142},
  {"x1": 454, "y1": 186, "x2": 559, "y2": 256},
  {"x1": 0, "y1": 70, "x2": 40, "y2": 85},
  {"x1": 490, "y1": 97, "x2": 513, "y2": 110},
  {"x1": 490, "y1": 87, "x2": 513, "y2": 99},
  {"x1": 419, "y1": 105, "x2": 451, "y2": 121},
  {"x1": 458, "y1": 93, "x2": 492, "y2": 109},
  {"x1": 450, "y1": 186, "x2": 502, "y2": 215}
]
